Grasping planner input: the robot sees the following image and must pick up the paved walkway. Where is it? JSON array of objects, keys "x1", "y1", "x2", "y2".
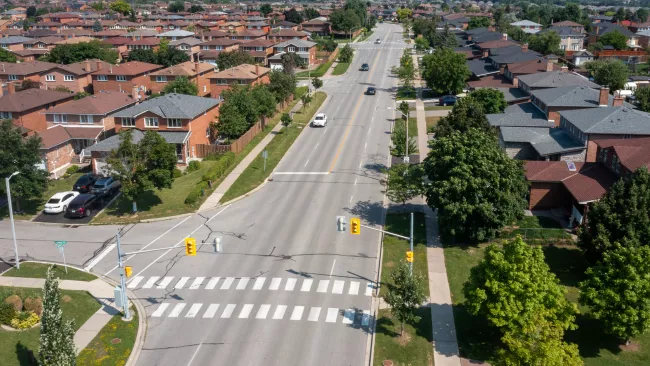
[
  {"x1": 199, "y1": 100, "x2": 305, "y2": 211},
  {"x1": 412, "y1": 54, "x2": 462, "y2": 366},
  {"x1": 0, "y1": 276, "x2": 121, "y2": 354}
]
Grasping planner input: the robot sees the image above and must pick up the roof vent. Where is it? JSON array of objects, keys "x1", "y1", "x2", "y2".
[{"x1": 566, "y1": 161, "x2": 577, "y2": 172}]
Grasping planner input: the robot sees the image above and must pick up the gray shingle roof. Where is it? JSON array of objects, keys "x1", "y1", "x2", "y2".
[
  {"x1": 170, "y1": 38, "x2": 202, "y2": 46},
  {"x1": 593, "y1": 23, "x2": 635, "y2": 38},
  {"x1": 487, "y1": 102, "x2": 555, "y2": 128},
  {"x1": 0, "y1": 36, "x2": 32, "y2": 44},
  {"x1": 560, "y1": 107, "x2": 650, "y2": 135},
  {"x1": 500, "y1": 127, "x2": 585, "y2": 156},
  {"x1": 466, "y1": 59, "x2": 499, "y2": 76},
  {"x1": 157, "y1": 30, "x2": 195, "y2": 37},
  {"x1": 518, "y1": 71, "x2": 600, "y2": 89},
  {"x1": 112, "y1": 93, "x2": 220, "y2": 119},
  {"x1": 489, "y1": 45, "x2": 541, "y2": 64},
  {"x1": 497, "y1": 87, "x2": 529, "y2": 102},
  {"x1": 274, "y1": 39, "x2": 316, "y2": 48},
  {"x1": 532, "y1": 86, "x2": 611, "y2": 107},
  {"x1": 511, "y1": 20, "x2": 542, "y2": 27},
  {"x1": 542, "y1": 26, "x2": 584, "y2": 37},
  {"x1": 86, "y1": 129, "x2": 190, "y2": 153}
]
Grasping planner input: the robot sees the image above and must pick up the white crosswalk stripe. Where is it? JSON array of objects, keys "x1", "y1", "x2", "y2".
[
  {"x1": 326, "y1": 308, "x2": 338, "y2": 323},
  {"x1": 236, "y1": 277, "x2": 250, "y2": 290},
  {"x1": 290, "y1": 306, "x2": 304, "y2": 320},
  {"x1": 252, "y1": 277, "x2": 266, "y2": 290},
  {"x1": 205, "y1": 277, "x2": 220, "y2": 290},
  {"x1": 238, "y1": 304, "x2": 254, "y2": 318},
  {"x1": 220, "y1": 277, "x2": 234, "y2": 290},
  {"x1": 142, "y1": 276, "x2": 159, "y2": 289},
  {"x1": 348, "y1": 281, "x2": 360, "y2": 295},
  {"x1": 284, "y1": 278, "x2": 297, "y2": 291},
  {"x1": 127, "y1": 276, "x2": 143, "y2": 289},
  {"x1": 332, "y1": 280, "x2": 344, "y2": 294},
  {"x1": 300, "y1": 279, "x2": 313, "y2": 292},
  {"x1": 185, "y1": 303, "x2": 203, "y2": 318},
  {"x1": 365, "y1": 282, "x2": 374, "y2": 296},
  {"x1": 169, "y1": 303, "x2": 186, "y2": 318},
  {"x1": 273, "y1": 305, "x2": 287, "y2": 319},
  {"x1": 151, "y1": 303, "x2": 169, "y2": 317},
  {"x1": 221, "y1": 304, "x2": 236, "y2": 318},
  {"x1": 308, "y1": 307, "x2": 321, "y2": 322},
  {"x1": 256, "y1": 304, "x2": 271, "y2": 319},
  {"x1": 157, "y1": 276, "x2": 174, "y2": 289},
  {"x1": 175, "y1": 277, "x2": 190, "y2": 289},
  {"x1": 342, "y1": 309, "x2": 355, "y2": 324},
  {"x1": 269, "y1": 277, "x2": 282, "y2": 290},
  {"x1": 189, "y1": 277, "x2": 205, "y2": 290},
  {"x1": 316, "y1": 280, "x2": 329, "y2": 293},
  {"x1": 203, "y1": 304, "x2": 220, "y2": 318}
]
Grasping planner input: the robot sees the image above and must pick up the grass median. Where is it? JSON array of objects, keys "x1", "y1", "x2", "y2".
[
  {"x1": 220, "y1": 91, "x2": 327, "y2": 203},
  {"x1": 3, "y1": 262, "x2": 96, "y2": 282},
  {"x1": 332, "y1": 62, "x2": 351, "y2": 75},
  {"x1": 424, "y1": 105, "x2": 452, "y2": 111},
  {"x1": 77, "y1": 309, "x2": 138, "y2": 366},
  {"x1": 296, "y1": 61, "x2": 334, "y2": 78}
]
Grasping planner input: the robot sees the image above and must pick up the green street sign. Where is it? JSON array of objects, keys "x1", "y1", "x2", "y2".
[{"x1": 54, "y1": 241, "x2": 67, "y2": 248}]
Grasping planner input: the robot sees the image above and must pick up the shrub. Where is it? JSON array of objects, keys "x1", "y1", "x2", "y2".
[
  {"x1": 173, "y1": 168, "x2": 182, "y2": 178},
  {"x1": 184, "y1": 181, "x2": 209, "y2": 205},
  {"x1": 4, "y1": 294, "x2": 22, "y2": 312},
  {"x1": 65, "y1": 165, "x2": 80, "y2": 175},
  {"x1": 10, "y1": 311, "x2": 40, "y2": 329},
  {"x1": 186, "y1": 160, "x2": 201, "y2": 173},
  {"x1": 0, "y1": 303, "x2": 16, "y2": 325},
  {"x1": 203, "y1": 152, "x2": 225, "y2": 161},
  {"x1": 24, "y1": 297, "x2": 43, "y2": 316},
  {"x1": 184, "y1": 152, "x2": 235, "y2": 205}
]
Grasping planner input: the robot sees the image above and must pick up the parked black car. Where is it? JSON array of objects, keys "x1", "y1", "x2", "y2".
[
  {"x1": 65, "y1": 194, "x2": 98, "y2": 218},
  {"x1": 91, "y1": 177, "x2": 121, "y2": 197},
  {"x1": 73, "y1": 174, "x2": 99, "y2": 193},
  {"x1": 439, "y1": 95, "x2": 457, "y2": 106},
  {"x1": 360, "y1": 63, "x2": 369, "y2": 71},
  {"x1": 366, "y1": 87, "x2": 376, "y2": 95}
]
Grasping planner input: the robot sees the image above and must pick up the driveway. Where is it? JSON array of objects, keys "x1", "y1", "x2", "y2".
[{"x1": 32, "y1": 193, "x2": 117, "y2": 225}]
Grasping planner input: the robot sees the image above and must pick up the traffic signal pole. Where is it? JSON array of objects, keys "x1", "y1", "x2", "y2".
[
  {"x1": 356, "y1": 217, "x2": 415, "y2": 276},
  {"x1": 115, "y1": 231, "x2": 131, "y2": 321}
]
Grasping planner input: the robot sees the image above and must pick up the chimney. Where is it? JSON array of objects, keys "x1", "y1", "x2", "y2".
[
  {"x1": 521, "y1": 43, "x2": 528, "y2": 52},
  {"x1": 96, "y1": 61, "x2": 102, "y2": 70},
  {"x1": 195, "y1": 61, "x2": 199, "y2": 73},
  {"x1": 482, "y1": 49, "x2": 489, "y2": 58},
  {"x1": 502, "y1": 33, "x2": 508, "y2": 41},
  {"x1": 512, "y1": 77, "x2": 519, "y2": 88},
  {"x1": 546, "y1": 58, "x2": 553, "y2": 72},
  {"x1": 7, "y1": 82, "x2": 15, "y2": 94},
  {"x1": 613, "y1": 95, "x2": 624, "y2": 107},
  {"x1": 85, "y1": 60, "x2": 90, "y2": 71},
  {"x1": 255, "y1": 64, "x2": 259, "y2": 76},
  {"x1": 561, "y1": 65, "x2": 569, "y2": 72},
  {"x1": 599, "y1": 87, "x2": 609, "y2": 106}
]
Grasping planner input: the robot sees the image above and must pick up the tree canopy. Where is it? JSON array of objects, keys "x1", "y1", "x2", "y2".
[
  {"x1": 216, "y1": 50, "x2": 254, "y2": 71},
  {"x1": 468, "y1": 16, "x2": 491, "y2": 29},
  {"x1": 338, "y1": 44, "x2": 354, "y2": 63},
  {"x1": 421, "y1": 48, "x2": 469, "y2": 96},
  {"x1": 385, "y1": 163, "x2": 425, "y2": 207},
  {"x1": 585, "y1": 60, "x2": 629, "y2": 92},
  {"x1": 283, "y1": 8, "x2": 303, "y2": 24},
  {"x1": 468, "y1": 88, "x2": 507, "y2": 114},
  {"x1": 0, "y1": 47, "x2": 16, "y2": 63},
  {"x1": 260, "y1": 4, "x2": 273, "y2": 17},
  {"x1": 432, "y1": 96, "x2": 492, "y2": 139},
  {"x1": 528, "y1": 31, "x2": 563, "y2": 55},
  {"x1": 304, "y1": 7, "x2": 320, "y2": 21},
  {"x1": 268, "y1": 70, "x2": 297, "y2": 103},
  {"x1": 600, "y1": 30, "x2": 628, "y2": 50},
  {"x1": 109, "y1": 0, "x2": 131, "y2": 15},
  {"x1": 167, "y1": 1, "x2": 185, "y2": 13},
  {"x1": 634, "y1": 86, "x2": 650, "y2": 112},
  {"x1": 384, "y1": 261, "x2": 426, "y2": 336},
  {"x1": 330, "y1": 8, "x2": 361, "y2": 37},
  {"x1": 44, "y1": 41, "x2": 118, "y2": 64},
  {"x1": 162, "y1": 76, "x2": 198, "y2": 95}
]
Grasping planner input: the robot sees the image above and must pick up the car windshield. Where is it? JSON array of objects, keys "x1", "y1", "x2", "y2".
[
  {"x1": 47, "y1": 198, "x2": 60, "y2": 204},
  {"x1": 94, "y1": 183, "x2": 106, "y2": 188},
  {"x1": 315, "y1": 116, "x2": 324, "y2": 120},
  {"x1": 69, "y1": 203, "x2": 82, "y2": 209}
]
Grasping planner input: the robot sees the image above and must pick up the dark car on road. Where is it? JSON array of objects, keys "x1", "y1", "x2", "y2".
[
  {"x1": 91, "y1": 177, "x2": 121, "y2": 197},
  {"x1": 65, "y1": 194, "x2": 98, "y2": 218},
  {"x1": 72, "y1": 173, "x2": 98, "y2": 193},
  {"x1": 439, "y1": 95, "x2": 457, "y2": 106},
  {"x1": 360, "y1": 63, "x2": 369, "y2": 71},
  {"x1": 366, "y1": 87, "x2": 376, "y2": 95}
]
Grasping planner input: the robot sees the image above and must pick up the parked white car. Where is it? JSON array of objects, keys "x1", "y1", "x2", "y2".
[
  {"x1": 43, "y1": 191, "x2": 79, "y2": 214},
  {"x1": 311, "y1": 113, "x2": 328, "y2": 127}
]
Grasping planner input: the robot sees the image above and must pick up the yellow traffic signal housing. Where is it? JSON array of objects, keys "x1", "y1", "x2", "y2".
[
  {"x1": 406, "y1": 251, "x2": 414, "y2": 263},
  {"x1": 124, "y1": 266, "x2": 132, "y2": 278},
  {"x1": 185, "y1": 238, "x2": 197, "y2": 256},
  {"x1": 350, "y1": 218, "x2": 361, "y2": 235}
]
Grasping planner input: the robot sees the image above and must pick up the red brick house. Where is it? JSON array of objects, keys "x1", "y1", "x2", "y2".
[
  {"x1": 41, "y1": 60, "x2": 113, "y2": 94},
  {"x1": 0, "y1": 87, "x2": 74, "y2": 134},
  {"x1": 266, "y1": 28, "x2": 309, "y2": 41},
  {"x1": 209, "y1": 64, "x2": 270, "y2": 99},
  {"x1": 91, "y1": 61, "x2": 163, "y2": 97},
  {"x1": 149, "y1": 61, "x2": 215, "y2": 97},
  {"x1": 0, "y1": 60, "x2": 57, "y2": 86}
]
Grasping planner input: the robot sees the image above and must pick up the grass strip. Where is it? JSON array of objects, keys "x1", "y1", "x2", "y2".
[
  {"x1": 3, "y1": 262, "x2": 96, "y2": 282},
  {"x1": 77, "y1": 310, "x2": 138, "y2": 366},
  {"x1": 296, "y1": 61, "x2": 334, "y2": 78},
  {"x1": 373, "y1": 308, "x2": 434, "y2": 366},
  {"x1": 332, "y1": 62, "x2": 351, "y2": 75}
]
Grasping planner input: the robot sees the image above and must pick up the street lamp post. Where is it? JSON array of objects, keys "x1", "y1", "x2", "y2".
[{"x1": 5, "y1": 171, "x2": 20, "y2": 269}]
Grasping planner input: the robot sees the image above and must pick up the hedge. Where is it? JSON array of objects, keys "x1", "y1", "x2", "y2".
[{"x1": 184, "y1": 152, "x2": 236, "y2": 205}]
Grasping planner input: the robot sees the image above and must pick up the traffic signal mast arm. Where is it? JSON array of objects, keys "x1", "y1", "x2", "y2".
[{"x1": 359, "y1": 223, "x2": 410, "y2": 240}]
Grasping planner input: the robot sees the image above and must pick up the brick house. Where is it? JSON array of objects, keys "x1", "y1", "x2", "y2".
[
  {"x1": 588, "y1": 23, "x2": 639, "y2": 48},
  {"x1": 0, "y1": 36, "x2": 32, "y2": 52},
  {"x1": 594, "y1": 137, "x2": 650, "y2": 178},
  {"x1": 41, "y1": 60, "x2": 113, "y2": 93},
  {"x1": 86, "y1": 93, "x2": 221, "y2": 171},
  {"x1": 209, "y1": 64, "x2": 270, "y2": 99},
  {"x1": 91, "y1": 61, "x2": 163, "y2": 97},
  {"x1": 551, "y1": 20, "x2": 585, "y2": 34},
  {"x1": 125, "y1": 37, "x2": 162, "y2": 52},
  {"x1": 266, "y1": 28, "x2": 309, "y2": 42},
  {"x1": 229, "y1": 30, "x2": 267, "y2": 42},
  {"x1": 22, "y1": 36, "x2": 63, "y2": 51},
  {"x1": 238, "y1": 39, "x2": 277, "y2": 65},
  {"x1": 169, "y1": 38, "x2": 202, "y2": 61},
  {"x1": 0, "y1": 60, "x2": 57, "y2": 86},
  {"x1": 199, "y1": 30, "x2": 230, "y2": 41},
  {"x1": 301, "y1": 18, "x2": 331, "y2": 36},
  {"x1": 540, "y1": 27, "x2": 585, "y2": 51},
  {"x1": 149, "y1": 61, "x2": 215, "y2": 97},
  {"x1": 0, "y1": 87, "x2": 74, "y2": 133},
  {"x1": 269, "y1": 39, "x2": 317, "y2": 68},
  {"x1": 157, "y1": 30, "x2": 196, "y2": 41},
  {"x1": 199, "y1": 38, "x2": 241, "y2": 63}
]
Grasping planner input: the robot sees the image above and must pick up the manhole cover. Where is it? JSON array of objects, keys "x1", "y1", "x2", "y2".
[
  {"x1": 111, "y1": 338, "x2": 121, "y2": 344},
  {"x1": 382, "y1": 361, "x2": 393, "y2": 366}
]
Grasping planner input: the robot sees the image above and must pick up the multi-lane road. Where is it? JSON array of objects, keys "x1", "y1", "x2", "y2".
[{"x1": 0, "y1": 22, "x2": 409, "y2": 366}]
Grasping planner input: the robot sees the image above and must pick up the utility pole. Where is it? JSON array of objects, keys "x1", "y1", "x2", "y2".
[
  {"x1": 5, "y1": 171, "x2": 20, "y2": 270},
  {"x1": 115, "y1": 231, "x2": 131, "y2": 320}
]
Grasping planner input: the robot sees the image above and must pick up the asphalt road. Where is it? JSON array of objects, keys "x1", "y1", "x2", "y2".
[{"x1": 0, "y1": 22, "x2": 407, "y2": 366}]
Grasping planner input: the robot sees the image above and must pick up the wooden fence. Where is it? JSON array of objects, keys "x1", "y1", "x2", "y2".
[{"x1": 315, "y1": 47, "x2": 339, "y2": 65}]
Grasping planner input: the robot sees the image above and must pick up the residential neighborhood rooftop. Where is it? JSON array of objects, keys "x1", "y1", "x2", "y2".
[{"x1": 112, "y1": 93, "x2": 220, "y2": 119}]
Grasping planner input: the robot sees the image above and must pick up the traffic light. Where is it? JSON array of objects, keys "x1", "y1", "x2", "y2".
[
  {"x1": 406, "y1": 251, "x2": 414, "y2": 263},
  {"x1": 185, "y1": 238, "x2": 197, "y2": 256},
  {"x1": 350, "y1": 218, "x2": 361, "y2": 235},
  {"x1": 124, "y1": 266, "x2": 132, "y2": 278}
]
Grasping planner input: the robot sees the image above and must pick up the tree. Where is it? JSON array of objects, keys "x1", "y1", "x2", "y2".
[
  {"x1": 634, "y1": 86, "x2": 650, "y2": 112},
  {"x1": 528, "y1": 31, "x2": 562, "y2": 55},
  {"x1": 0, "y1": 120, "x2": 48, "y2": 212},
  {"x1": 303, "y1": 7, "x2": 320, "y2": 20},
  {"x1": 283, "y1": 8, "x2": 303, "y2": 24},
  {"x1": 251, "y1": 85, "x2": 277, "y2": 123},
  {"x1": 216, "y1": 102, "x2": 248, "y2": 139},
  {"x1": 396, "y1": 8, "x2": 412, "y2": 23},
  {"x1": 432, "y1": 96, "x2": 492, "y2": 139},
  {"x1": 421, "y1": 48, "x2": 470, "y2": 96},
  {"x1": 311, "y1": 77, "x2": 323, "y2": 90},
  {"x1": 384, "y1": 261, "x2": 426, "y2": 336},
  {"x1": 280, "y1": 113, "x2": 292, "y2": 128},
  {"x1": 268, "y1": 70, "x2": 297, "y2": 103},
  {"x1": 468, "y1": 88, "x2": 507, "y2": 114},
  {"x1": 330, "y1": 9, "x2": 361, "y2": 38},
  {"x1": 20, "y1": 79, "x2": 41, "y2": 90},
  {"x1": 580, "y1": 244, "x2": 650, "y2": 344},
  {"x1": 216, "y1": 50, "x2": 254, "y2": 71},
  {"x1": 92, "y1": 20, "x2": 102, "y2": 32},
  {"x1": 424, "y1": 129, "x2": 528, "y2": 242},
  {"x1": 338, "y1": 44, "x2": 354, "y2": 63},
  {"x1": 188, "y1": 5, "x2": 204, "y2": 13},
  {"x1": 106, "y1": 129, "x2": 177, "y2": 212},
  {"x1": 398, "y1": 101, "x2": 409, "y2": 121},
  {"x1": 260, "y1": 4, "x2": 273, "y2": 17},
  {"x1": 613, "y1": 7, "x2": 627, "y2": 23},
  {"x1": 0, "y1": 47, "x2": 16, "y2": 63},
  {"x1": 26, "y1": 6, "x2": 36, "y2": 17},
  {"x1": 564, "y1": 2, "x2": 583, "y2": 22},
  {"x1": 300, "y1": 94, "x2": 312, "y2": 111},
  {"x1": 636, "y1": 8, "x2": 649, "y2": 23},
  {"x1": 579, "y1": 167, "x2": 650, "y2": 262},
  {"x1": 414, "y1": 36, "x2": 430, "y2": 52},
  {"x1": 600, "y1": 30, "x2": 628, "y2": 50},
  {"x1": 156, "y1": 40, "x2": 190, "y2": 67},
  {"x1": 385, "y1": 163, "x2": 425, "y2": 207},
  {"x1": 222, "y1": 86, "x2": 259, "y2": 128},
  {"x1": 91, "y1": 2, "x2": 105, "y2": 11},
  {"x1": 74, "y1": 91, "x2": 90, "y2": 100},
  {"x1": 162, "y1": 76, "x2": 198, "y2": 95},
  {"x1": 39, "y1": 266, "x2": 76, "y2": 365},
  {"x1": 45, "y1": 41, "x2": 118, "y2": 64},
  {"x1": 468, "y1": 16, "x2": 491, "y2": 29},
  {"x1": 391, "y1": 121, "x2": 417, "y2": 157},
  {"x1": 280, "y1": 52, "x2": 304, "y2": 74},
  {"x1": 128, "y1": 48, "x2": 158, "y2": 64},
  {"x1": 585, "y1": 60, "x2": 629, "y2": 93},
  {"x1": 167, "y1": 1, "x2": 185, "y2": 13},
  {"x1": 109, "y1": 0, "x2": 131, "y2": 15},
  {"x1": 395, "y1": 49, "x2": 415, "y2": 91}
]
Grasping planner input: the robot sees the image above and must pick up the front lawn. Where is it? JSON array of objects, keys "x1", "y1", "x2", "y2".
[
  {"x1": 396, "y1": 87, "x2": 416, "y2": 100},
  {"x1": 501, "y1": 215, "x2": 572, "y2": 244},
  {"x1": 3, "y1": 262, "x2": 96, "y2": 282},
  {"x1": 77, "y1": 309, "x2": 138, "y2": 366},
  {"x1": 296, "y1": 61, "x2": 333, "y2": 78},
  {"x1": 426, "y1": 117, "x2": 441, "y2": 133},
  {"x1": 373, "y1": 308, "x2": 434, "y2": 366},
  {"x1": 332, "y1": 62, "x2": 351, "y2": 75}
]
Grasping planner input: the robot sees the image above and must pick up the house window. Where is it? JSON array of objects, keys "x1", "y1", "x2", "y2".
[
  {"x1": 145, "y1": 117, "x2": 159, "y2": 128},
  {"x1": 202, "y1": 46, "x2": 210, "y2": 50},
  {"x1": 97, "y1": 75, "x2": 108, "y2": 81},
  {"x1": 116, "y1": 75, "x2": 127, "y2": 82},
  {"x1": 79, "y1": 115, "x2": 94, "y2": 124},
  {"x1": 46, "y1": 74, "x2": 55, "y2": 81},
  {"x1": 156, "y1": 75, "x2": 167, "y2": 83},
  {"x1": 1, "y1": 44, "x2": 7, "y2": 49},
  {"x1": 299, "y1": 47, "x2": 307, "y2": 52},
  {"x1": 216, "y1": 79, "x2": 227, "y2": 85},
  {"x1": 37, "y1": 43, "x2": 44, "y2": 48},
  {"x1": 175, "y1": 144, "x2": 183, "y2": 161},
  {"x1": 256, "y1": 47, "x2": 263, "y2": 51},
  {"x1": 8, "y1": 75, "x2": 17, "y2": 80},
  {"x1": 603, "y1": 148, "x2": 609, "y2": 164},
  {"x1": 216, "y1": 46, "x2": 223, "y2": 50},
  {"x1": 167, "y1": 118, "x2": 182, "y2": 128},
  {"x1": 277, "y1": 47, "x2": 284, "y2": 52},
  {"x1": 53, "y1": 114, "x2": 67, "y2": 123},
  {"x1": 612, "y1": 154, "x2": 620, "y2": 174},
  {"x1": 287, "y1": 46, "x2": 296, "y2": 52},
  {"x1": 0, "y1": 111, "x2": 12, "y2": 119},
  {"x1": 206, "y1": 127, "x2": 210, "y2": 137},
  {"x1": 64, "y1": 75, "x2": 74, "y2": 81},
  {"x1": 121, "y1": 117, "x2": 135, "y2": 127}
]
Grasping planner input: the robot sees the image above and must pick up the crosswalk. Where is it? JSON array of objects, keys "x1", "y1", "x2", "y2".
[
  {"x1": 150, "y1": 302, "x2": 372, "y2": 326},
  {"x1": 128, "y1": 275, "x2": 376, "y2": 296}
]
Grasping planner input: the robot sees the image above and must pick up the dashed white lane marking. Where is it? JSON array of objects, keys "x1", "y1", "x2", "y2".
[
  {"x1": 290, "y1": 306, "x2": 305, "y2": 320},
  {"x1": 329, "y1": 259, "x2": 336, "y2": 277},
  {"x1": 157, "y1": 276, "x2": 174, "y2": 289},
  {"x1": 332, "y1": 280, "x2": 345, "y2": 294},
  {"x1": 273, "y1": 305, "x2": 287, "y2": 319},
  {"x1": 175, "y1": 277, "x2": 190, "y2": 289},
  {"x1": 236, "y1": 277, "x2": 250, "y2": 290},
  {"x1": 366, "y1": 282, "x2": 374, "y2": 296},
  {"x1": 326, "y1": 308, "x2": 338, "y2": 323},
  {"x1": 169, "y1": 303, "x2": 186, "y2": 318},
  {"x1": 252, "y1": 277, "x2": 266, "y2": 290},
  {"x1": 304, "y1": 159, "x2": 309, "y2": 167},
  {"x1": 342, "y1": 309, "x2": 355, "y2": 324},
  {"x1": 285, "y1": 278, "x2": 297, "y2": 291},
  {"x1": 205, "y1": 277, "x2": 220, "y2": 290},
  {"x1": 308, "y1": 307, "x2": 321, "y2": 322},
  {"x1": 349, "y1": 195, "x2": 353, "y2": 203},
  {"x1": 220, "y1": 277, "x2": 234, "y2": 290},
  {"x1": 238, "y1": 304, "x2": 254, "y2": 318},
  {"x1": 151, "y1": 303, "x2": 169, "y2": 317},
  {"x1": 256, "y1": 304, "x2": 271, "y2": 319},
  {"x1": 127, "y1": 276, "x2": 143, "y2": 289},
  {"x1": 221, "y1": 304, "x2": 236, "y2": 318},
  {"x1": 316, "y1": 280, "x2": 329, "y2": 293},
  {"x1": 189, "y1": 277, "x2": 205, "y2": 290},
  {"x1": 185, "y1": 303, "x2": 203, "y2": 318},
  {"x1": 203, "y1": 304, "x2": 220, "y2": 318},
  {"x1": 359, "y1": 160, "x2": 363, "y2": 168},
  {"x1": 361, "y1": 310, "x2": 371, "y2": 326},
  {"x1": 349, "y1": 281, "x2": 360, "y2": 295},
  {"x1": 142, "y1": 276, "x2": 159, "y2": 289},
  {"x1": 300, "y1": 279, "x2": 313, "y2": 292},
  {"x1": 364, "y1": 142, "x2": 367, "y2": 149},
  {"x1": 354, "y1": 178, "x2": 358, "y2": 185},
  {"x1": 269, "y1": 277, "x2": 281, "y2": 290}
]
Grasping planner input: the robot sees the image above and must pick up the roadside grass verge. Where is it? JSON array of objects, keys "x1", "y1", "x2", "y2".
[
  {"x1": 426, "y1": 116, "x2": 441, "y2": 133},
  {"x1": 393, "y1": 118, "x2": 418, "y2": 155},
  {"x1": 219, "y1": 91, "x2": 327, "y2": 203},
  {"x1": 3, "y1": 262, "x2": 96, "y2": 282},
  {"x1": 332, "y1": 62, "x2": 351, "y2": 75},
  {"x1": 396, "y1": 87, "x2": 416, "y2": 100},
  {"x1": 424, "y1": 105, "x2": 452, "y2": 111},
  {"x1": 77, "y1": 309, "x2": 138, "y2": 366},
  {"x1": 296, "y1": 61, "x2": 333, "y2": 78},
  {"x1": 358, "y1": 31, "x2": 374, "y2": 42},
  {"x1": 373, "y1": 308, "x2": 434, "y2": 366}
]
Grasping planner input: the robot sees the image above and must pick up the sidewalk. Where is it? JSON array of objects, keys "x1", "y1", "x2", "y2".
[
  {"x1": 0, "y1": 276, "x2": 121, "y2": 354},
  {"x1": 199, "y1": 100, "x2": 304, "y2": 211},
  {"x1": 412, "y1": 54, "x2": 462, "y2": 366}
]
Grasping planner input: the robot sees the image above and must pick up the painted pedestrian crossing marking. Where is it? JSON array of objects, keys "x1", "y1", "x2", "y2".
[
  {"x1": 252, "y1": 277, "x2": 266, "y2": 290},
  {"x1": 205, "y1": 277, "x2": 220, "y2": 290},
  {"x1": 142, "y1": 276, "x2": 159, "y2": 289},
  {"x1": 221, "y1": 277, "x2": 234, "y2": 290},
  {"x1": 285, "y1": 278, "x2": 297, "y2": 291},
  {"x1": 316, "y1": 280, "x2": 329, "y2": 293},
  {"x1": 127, "y1": 276, "x2": 143, "y2": 289},
  {"x1": 348, "y1": 281, "x2": 360, "y2": 295},
  {"x1": 269, "y1": 277, "x2": 281, "y2": 290},
  {"x1": 300, "y1": 279, "x2": 313, "y2": 292},
  {"x1": 236, "y1": 277, "x2": 250, "y2": 290},
  {"x1": 332, "y1": 280, "x2": 344, "y2": 294},
  {"x1": 175, "y1": 277, "x2": 190, "y2": 289},
  {"x1": 189, "y1": 277, "x2": 205, "y2": 290},
  {"x1": 157, "y1": 276, "x2": 174, "y2": 289},
  {"x1": 150, "y1": 302, "x2": 372, "y2": 327}
]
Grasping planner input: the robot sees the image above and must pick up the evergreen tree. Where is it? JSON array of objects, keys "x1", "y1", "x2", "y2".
[{"x1": 39, "y1": 266, "x2": 76, "y2": 365}]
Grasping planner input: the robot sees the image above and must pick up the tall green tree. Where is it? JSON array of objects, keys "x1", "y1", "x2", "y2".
[
  {"x1": 106, "y1": 129, "x2": 177, "y2": 212},
  {"x1": 634, "y1": 86, "x2": 650, "y2": 112},
  {"x1": 580, "y1": 244, "x2": 650, "y2": 344},
  {"x1": 92, "y1": 20, "x2": 102, "y2": 32},
  {"x1": 45, "y1": 40, "x2": 118, "y2": 64},
  {"x1": 0, "y1": 47, "x2": 17, "y2": 62},
  {"x1": 414, "y1": 36, "x2": 430, "y2": 52},
  {"x1": 528, "y1": 31, "x2": 563, "y2": 55},
  {"x1": 268, "y1": 70, "x2": 297, "y2": 103},
  {"x1": 330, "y1": 9, "x2": 361, "y2": 38},
  {"x1": 579, "y1": 167, "x2": 650, "y2": 262},
  {"x1": 385, "y1": 163, "x2": 424, "y2": 207},
  {"x1": 338, "y1": 44, "x2": 354, "y2": 63},
  {"x1": 188, "y1": 5, "x2": 204, "y2": 13},
  {"x1": 384, "y1": 261, "x2": 426, "y2": 336},
  {"x1": 39, "y1": 266, "x2": 76, "y2": 365},
  {"x1": 303, "y1": 7, "x2": 320, "y2": 20},
  {"x1": 280, "y1": 52, "x2": 304, "y2": 74},
  {"x1": 391, "y1": 121, "x2": 417, "y2": 157},
  {"x1": 468, "y1": 88, "x2": 507, "y2": 114},
  {"x1": 109, "y1": 0, "x2": 131, "y2": 15},
  {"x1": 162, "y1": 76, "x2": 198, "y2": 95},
  {"x1": 216, "y1": 102, "x2": 248, "y2": 139},
  {"x1": 432, "y1": 96, "x2": 492, "y2": 139},
  {"x1": 167, "y1": 1, "x2": 185, "y2": 13},
  {"x1": 221, "y1": 86, "x2": 259, "y2": 128},
  {"x1": 585, "y1": 60, "x2": 629, "y2": 92},
  {"x1": 421, "y1": 48, "x2": 469, "y2": 96},
  {"x1": 128, "y1": 49, "x2": 158, "y2": 64},
  {"x1": 260, "y1": 4, "x2": 273, "y2": 17},
  {"x1": 468, "y1": 16, "x2": 491, "y2": 29},
  {"x1": 600, "y1": 30, "x2": 628, "y2": 50},
  {"x1": 283, "y1": 8, "x2": 303, "y2": 24},
  {"x1": 0, "y1": 120, "x2": 48, "y2": 212},
  {"x1": 636, "y1": 8, "x2": 649, "y2": 23},
  {"x1": 216, "y1": 50, "x2": 254, "y2": 71},
  {"x1": 311, "y1": 77, "x2": 323, "y2": 90},
  {"x1": 252, "y1": 85, "x2": 277, "y2": 124},
  {"x1": 423, "y1": 129, "x2": 528, "y2": 242}
]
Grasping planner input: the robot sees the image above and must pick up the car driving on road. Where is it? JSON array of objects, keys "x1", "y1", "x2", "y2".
[
  {"x1": 91, "y1": 177, "x2": 121, "y2": 198},
  {"x1": 65, "y1": 194, "x2": 98, "y2": 218},
  {"x1": 360, "y1": 63, "x2": 369, "y2": 71},
  {"x1": 374, "y1": 39, "x2": 381, "y2": 44},
  {"x1": 366, "y1": 87, "x2": 376, "y2": 95},
  {"x1": 311, "y1": 113, "x2": 328, "y2": 127},
  {"x1": 72, "y1": 173, "x2": 98, "y2": 193},
  {"x1": 43, "y1": 191, "x2": 79, "y2": 214}
]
